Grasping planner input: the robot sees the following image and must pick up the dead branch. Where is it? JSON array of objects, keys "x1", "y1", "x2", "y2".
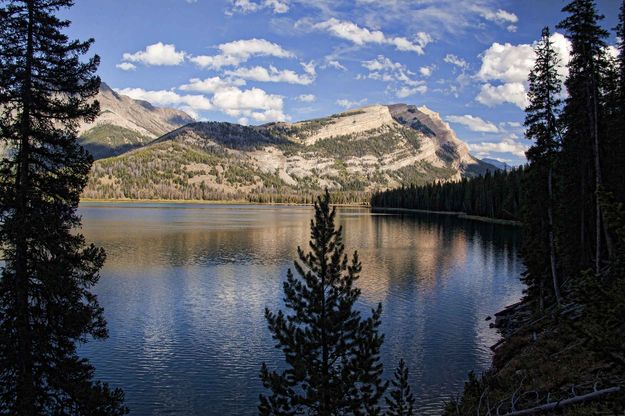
[{"x1": 499, "y1": 386, "x2": 620, "y2": 416}]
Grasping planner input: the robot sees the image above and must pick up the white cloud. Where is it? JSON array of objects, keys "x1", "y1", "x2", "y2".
[
  {"x1": 116, "y1": 62, "x2": 137, "y2": 71},
  {"x1": 225, "y1": 65, "x2": 315, "y2": 85},
  {"x1": 116, "y1": 88, "x2": 212, "y2": 113},
  {"x1": 336, "y1": 98, "x2": 368, "y2": 109},
  {"x1": 468, "y1": 135, "x2": 528, "y2": 158},
  {"x1": 479, "y1": 8, "x2": 518, "y2": 31},
  {"x1": 191, "y1": 38, "x2": 294, "y2": 70},
  {"x1": 323, "y1": 59, "x2": 347, "y2": 71},
  {"x1": 229, "y1": 0, "x2": 289, "y2": 14},
  {"x1": 419, "y1": 65, "x2": 435, "y2": 77},
  {"x1": 475, "y1": 32, "x2": 571, "y2": 109},
  {"x1": 122, "y1": 42, "x2": 186, "y2": 66},
  {"x1": 117, "y1": 83, "x2": 288, "y2": 123},
  {"x1": 296, "y1": 94, "x2": 316, "y2": 102},
  {"x1": 301, "y1": 60, "x2": 316, "y2": 77},
  {"x1": 446, "y1": 115, "x2": 499, "y2": 133},
  {"x1": 476, "y1": 82, "x2": 529, "y2": 109},
  {"x1": 309, "y1": 18, "x2": 431, "y2": 54},
  {"x1": 396, "y1": 85, "x2": 427, "y2": 98},
  {"x1": 477, "y1": 42, "x2": 535, "y2": 83},
  {"x1": 444, "y1": 54, "x2": 468, "y2": 69},
  {"x1": 211, "y1": 86, "x2": 287, "y2": 122},
  {"x1": 358, "y1": 55, "x2": 426, "y2": 98},
  {"x1": 179, "y1": 76, "x2": 246, "y2": 93}
]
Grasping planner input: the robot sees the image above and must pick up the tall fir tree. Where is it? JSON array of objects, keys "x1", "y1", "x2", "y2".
[
  {"x1": 604, "y1": 0, "x2": 625, "y2": 204},
  {"x1": 0, "y1": 1, "x2": 127, "y2": 414},
  {"x1": 523, "y1": 27, "x2": 563, "y2": 306},
  {"x1": 556, "y1": 0, "x2": 611, "y2": 274},
  {"x1": 384, "y1": 359, "x2": 415, "y2": 416},
  {"x1": 259, "y1": 190, "x2": 387, "y2": 415}
]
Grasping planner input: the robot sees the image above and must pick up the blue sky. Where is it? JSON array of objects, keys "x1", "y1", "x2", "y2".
[{"x1": 63, "y1": 0, "x2": 621, "y2": 165}]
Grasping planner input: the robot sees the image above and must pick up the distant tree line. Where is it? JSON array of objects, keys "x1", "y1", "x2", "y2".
[{"x1": 370, "y1": 168, "x2": 525, "y2": 221}]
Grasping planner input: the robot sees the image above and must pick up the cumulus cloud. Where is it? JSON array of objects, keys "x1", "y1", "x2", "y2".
[
  {"x1": 296, "y1": 94, "x2": 316, "y2": 102},
  {"x1": 446, "y1": 115, "x2": 499, "y2": 133},
  {"x1": 475, "y1": 32, "x2": 571, "y2": 109},
  {"x1": 419, "y1": 65, "x2": 435, "y2": 77},
  {"x1": 336, "y1": 98, "x2": 368, "y2": 109},
  {"x1": 444, "y1": 54, "x2": 468, "y2": 69},
  {"x1": 307, "y1": 18, "x2": 431, "y2": 54},
  {"x1": 122, "y1": 42, "x2": 186, "y2": 66},
  {"x1": 468, "y1": 135, "x2": 528, "y2": 158},
  {"x1": 179, "y1": 76, "x2": 246, "y2": 93},
  {"x1": 211, "y1": 86, "x2": 287, "y2": 122},
  {"x1": 477, "y1": 42, "x2": 535, "y2": 83},
  {"x1": 191, "y1": 38, "x2": 294, "y2": 70},
  {"x1": 116, "y1": 88, "x2": 212, "y2": 114},
  {"x1": 476, "y1": 82, "x2": 528, "y2": 108},
  {"x1": 116, "y1": 62, "x2": 137, "y2": 71},
  {"x1": 117, "y1": 79, "x2": 288, "y2": 123},
  {"x1": 229, "y1": 0, "x2": 289, "y2": 14},
  {"x1": 224, "y1": 65, "x2": 315, "y2": 85}
]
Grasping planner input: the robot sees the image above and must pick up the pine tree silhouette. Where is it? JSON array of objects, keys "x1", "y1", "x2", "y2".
[
  {"x1": 259, "y1": 190, "x2": 387, "y2": 415},
  {"x1": 385, "y1": 359, "x2": 415, "y2": 416},
  {"x1": 0, "y1": 1, "x2": 126, "y2": 414}
]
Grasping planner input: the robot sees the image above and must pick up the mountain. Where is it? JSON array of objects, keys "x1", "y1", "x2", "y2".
[
  {"x1": 77, "y1": 83, "x2": 194, "y2": 159},
  {"x1": 83, "y1": 103, "x2": 496, "y2": 202},
  {"x1": 481, "y1": 158, "x2": 513, "y2": 171}
]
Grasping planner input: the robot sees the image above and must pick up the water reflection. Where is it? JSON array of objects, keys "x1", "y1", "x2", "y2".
[{"x1": 78, "y1": 203, "x2": 523, "y2": 415}]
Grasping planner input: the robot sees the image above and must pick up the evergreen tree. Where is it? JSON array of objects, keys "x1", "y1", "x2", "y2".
[
  {"x1": 604, "y1": 0, "x2": 625, "y2": 204},
  {"x1": 0, "y1": 1, "x2": 126, "y2": 414},
  {"x1": 523, "y1": 27, "x2": 563, "y2": 306},
  {"x1": 384, "y1": 359, "x2": 415, "y2": 416},
  {"x1": 557, "y1": 0, "x2": 611, "y2": 274},
  {"x1": 259, "y1": 190, "x2": 386, "y2": 415}
]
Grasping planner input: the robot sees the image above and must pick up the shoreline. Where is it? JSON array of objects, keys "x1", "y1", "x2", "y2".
[
  {"x1": 81, "y1": 198, "x2": 522, "y2": 226},
  {"x1": 370, "y1": 206, "x2": 522, "y2": 226},
  {"x1": 79, "y1": 198, "x2": 369, "y2": 208}
]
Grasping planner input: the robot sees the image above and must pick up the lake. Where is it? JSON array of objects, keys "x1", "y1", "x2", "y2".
[{"x1": 77, "y1": 202, "x2": 524, "y2": 415}]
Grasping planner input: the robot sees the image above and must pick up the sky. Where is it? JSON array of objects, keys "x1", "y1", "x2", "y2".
[{"x1": 62, "y1": 0, "x2": 622, "y2": 165}]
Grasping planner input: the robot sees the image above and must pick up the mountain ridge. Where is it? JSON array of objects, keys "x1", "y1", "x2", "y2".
[
  {"x1": 84, "y1": 100, "x2": 497, "y2": 202},
  {"x1": 77, "y1": 82, "x2": 194, "y2": 158}
]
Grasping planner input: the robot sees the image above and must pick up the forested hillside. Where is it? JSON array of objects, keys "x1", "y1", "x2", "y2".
[
  {"x1": 370, "y1": 167, "x2": 525, "y2": 221},
  {"x1": 83, "y1": 104, "x2": 495, "y2": 203},
  {"x1": 445, "y1": 1, "x2": 625, "y2": 414}
]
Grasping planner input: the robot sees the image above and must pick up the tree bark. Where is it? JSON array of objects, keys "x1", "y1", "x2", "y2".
[{"x1": 547, "y1": 166, "x2": 561, "y2": 304}]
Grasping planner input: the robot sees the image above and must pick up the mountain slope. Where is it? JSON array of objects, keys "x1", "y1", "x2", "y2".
[
  {"x1": 84, "y1": 104, "x2": 497, "y2": 202},
  {"x1": 78, "y1": 83, "x2": 194, "y2": 159}
]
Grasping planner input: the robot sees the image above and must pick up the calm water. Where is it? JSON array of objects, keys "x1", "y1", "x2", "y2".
[{"x1": 77, "y1": 203, "x2": 524, "y2": 415}]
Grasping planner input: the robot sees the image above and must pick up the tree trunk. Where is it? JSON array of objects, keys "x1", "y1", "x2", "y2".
[
  {"x1": 15, "y1": 2, "x2": 35, "y2": 414},
  {"x1": 547, "y1": 166, "x2": 561, "y2": 304},
  {"x1": 587, "y1": 75, "x2": 602, "y2": 274}
]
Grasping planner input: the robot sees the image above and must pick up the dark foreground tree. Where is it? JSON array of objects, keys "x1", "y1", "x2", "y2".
[
  {"x1": 0, "y1": 1, "x2": 126, "y2": 414},
  {"x1": 259, "y1": 190, "x2": 386, "y2": 415},
  {"x1": 385, "y1": 359, "x2": 415, "y2": 416},
  {"x1": 522, "y1": 27, "x2": 563, "y2": 307},
  {"x1": 557, "y1": 0, "x2": 611, "y2": 273}
]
